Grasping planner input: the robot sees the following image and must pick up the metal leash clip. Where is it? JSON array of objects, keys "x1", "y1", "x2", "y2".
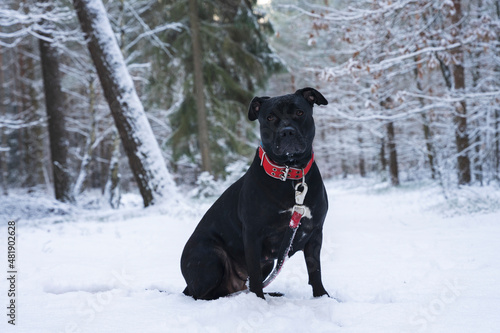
[
  {"x1": 294, "y1": 182, "x2": 308, "y2": 205},
  {"x1": 290, "y1": 182, "x2": 308, "y2": 228}
]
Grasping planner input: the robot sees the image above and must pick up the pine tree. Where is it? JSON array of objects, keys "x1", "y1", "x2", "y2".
[{"x1": 146, "y1": 0, "x2": 283, "y2": 178}]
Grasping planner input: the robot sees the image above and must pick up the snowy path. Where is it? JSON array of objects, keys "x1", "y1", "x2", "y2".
[{"x1": 2, "y1": 182, "x2": 500, "y2": 332}]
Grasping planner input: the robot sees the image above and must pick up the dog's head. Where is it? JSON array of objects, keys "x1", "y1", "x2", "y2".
[{"x1": 248, "y1": 87, "x2": 328, "y2": 166}]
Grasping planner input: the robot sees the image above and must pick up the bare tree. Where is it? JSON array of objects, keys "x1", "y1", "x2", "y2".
[{"x1": 267, "y1": 0, "x2": 499, "y2": 187}]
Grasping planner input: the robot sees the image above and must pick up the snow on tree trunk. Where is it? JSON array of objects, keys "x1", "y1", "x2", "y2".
[
  {"x1": 73, "y1": 0, "x2": 176, "y2": 206},
  {"x1": 39, "y1": 36, "x2": 74, "y2": 203}
]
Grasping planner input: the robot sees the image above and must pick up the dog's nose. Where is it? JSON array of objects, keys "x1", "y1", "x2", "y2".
[{"x1": 279, "y1": 126, "x2": 296, "y2": 137}]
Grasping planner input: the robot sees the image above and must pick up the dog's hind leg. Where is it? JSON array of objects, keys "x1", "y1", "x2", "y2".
[
  {"x1": 181, "y1": 247, "x2": 227, "y2": 300},
  {"x1": 182, "y1": 243, "x2": 248, "y2": 300}
]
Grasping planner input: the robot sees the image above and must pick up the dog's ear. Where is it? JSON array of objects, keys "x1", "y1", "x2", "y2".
[
  {"x1": 295, "y1": 87, "x2": 328, "y2": 106},
  {"x1": 248, "y1": 96, "x2": 270, "y2": 121}
]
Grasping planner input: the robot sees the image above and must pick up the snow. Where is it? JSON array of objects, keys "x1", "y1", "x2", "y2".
[{"x1": 2, "y1": 180, "x2": 500, "y2": 332}]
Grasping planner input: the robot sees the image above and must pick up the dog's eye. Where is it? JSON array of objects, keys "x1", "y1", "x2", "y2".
[
  {"x1": 296, "y1": 110, "x2": 304, "y2": 116},
  {"x1": 267, "y1": 115, "x2": 275, "y2": 121}
]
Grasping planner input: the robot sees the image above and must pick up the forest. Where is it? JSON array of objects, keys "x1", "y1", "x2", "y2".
[
  {"x1": 1, "y1": 0, "x2": 499, "y2": 207},
  {"x1": 1, "y1": 1, "x2": 500, "y2": 332}
]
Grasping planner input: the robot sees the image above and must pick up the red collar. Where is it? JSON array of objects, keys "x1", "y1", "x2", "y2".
[{"x1": 258, "y1": 146, "x2": 314, "y2": 181}]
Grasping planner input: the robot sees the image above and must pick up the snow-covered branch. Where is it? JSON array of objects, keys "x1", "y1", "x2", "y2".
[{"x1": 0, "y1": 118, "x2": 45, "y2": 130}]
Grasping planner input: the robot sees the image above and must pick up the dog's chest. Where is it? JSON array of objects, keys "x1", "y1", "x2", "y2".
[
  {"x1": 261, "y1": 206, "x2": 316, "y2": 258},
  {"x1": 289, "y1": 208, "x2": 316, "y2": 248}
]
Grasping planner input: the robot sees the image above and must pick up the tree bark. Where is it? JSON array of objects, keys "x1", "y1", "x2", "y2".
[
  {"x1": 421, "y1": 115, "x2": 436, "y2": 179},
  {"x1": 414, "y1": 59, "x2": 436, "y2": 179},
  {"x1": 386, "y1": 122, "x2": 400, "y2": 186},
  {"x1": 19, "y1": 52, "x2": 35, "y2": 189},
  {"x1": 73, "y1": 77, "x2": 97, "y2": 196},
  {"x1": 357, "y1": 127, "x2": 366, "y2": 177},
  {"x1": 380, "y1": 137, "x2": 387, "y2": 175},
  {"x1": 451, "y1": 0, "x2": 471, "y2": 185},
  {"x1": 495, "y1": 109, "x2": 500, "y2": 183},
  {"x1": 105, "y1": 130, "x2": 121, "y2": 209},
  {"x1": 0, "y1": 50, "x2": 7, "y2": 195},
  {"x1": 26, "y1": 54, "x2": 45, "y2": 189},
  {"x1": 73, "y1": 0, "x2": 176, "y2": 206},
  {"x1": 380, "y1": 97, "x2": 399, "y2": 186},
  {"x1": 495, "y1": 1, "x2": 500, "y2": 183},
  {"x1": 188, "y1": 0, "x2": 212, "y2": 174},
  {"x1": 471, "y1": 51, "x2": 483, "y2": 185},
  {"x1": 339, "y1": 135, "x2": 348, "y2": 178},
  {"x1": 39, "y1": 37, "x2": 74, "y2": 202}
]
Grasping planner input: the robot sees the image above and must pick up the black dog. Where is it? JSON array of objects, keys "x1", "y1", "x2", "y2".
[{"x1": 181, "y1": 87, "x2": 329, "y2": 300}]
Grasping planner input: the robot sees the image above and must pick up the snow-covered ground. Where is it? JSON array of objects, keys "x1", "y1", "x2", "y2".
[{"x1": 1, "y1": 180, "x2": 500, "y2": 333}]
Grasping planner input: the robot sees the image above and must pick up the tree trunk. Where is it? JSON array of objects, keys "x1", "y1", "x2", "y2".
[
  {"x1": 105, "y1": 130, "x2": 121, "y2": 209},
  {"x1": 453, "y1": 87, "x2": 471, "y2": 184},
  {"x1": 380, "y1": 97, "x2": 399, "y2": 186},
  {"x1": 27, "y1": 54, "x2": 45, "y2": 189},
  {"x1": 0, "y1": 50, "x2": 7, "y2": 195},
  {"x1": 357, "y1": 128, "x2": 366, "y2": 177},
  {"x1": 421, "y1": 115, "x2": 436, "y2": 179},
  {"x1": 451, "y1": 0, "x2": 471, "y2": 185},
  {"x1": 473, "y1": 133, "x2": 483, "y2": 185},
  {"x1": 39, "y1": 37, "x2": 74, "y2": 203},
  {"x1": 339, "y1": 135, "x2": 348, "y2": 178},
  {"x1": 380, "y1": 137, "x2": 387, "y2": 176},
  {"x1": 17, "y1": 52, "x2": 27, "y2": 186},
  {"x1": 386, "y1": 122, "x2": 400, "y2": 186},
  {"x1": 188, "y1": 0, "x2": 212, "y2": 174},
  {"x1": 73, "y1": 0, "x2": 176, "y2": 206},
  {"x1": 414, "y1": 59, "x2": 436, "y2": 179},
  {"x1": 494, "y1": 1, "x2": 500, "y2": 184},
  {"x1": 0, "y1": 129, "x2": 7, "y2": 195},
  {"x1": 495, "y1": 109, "x2": 500, "y2": 183},
  {"x1": 471, "y1": 56, "x2": 484, "y2": 185},
  {"x1": 13, "y1": 51, "x2": 24, "y2": 187},
  {"x1": 19, "y1": 52, "x2": 34, "y2": 189},
  {"x1": 73, "y1": 77, "x2": 97, "y2": 196}
]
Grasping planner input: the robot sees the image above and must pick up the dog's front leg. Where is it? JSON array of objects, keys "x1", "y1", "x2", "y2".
[
  {"x1": 304, "y1": 230, "x2": 329, "y2": 297},
  {"x1": 243, "y1": 230, "x2": 265, "y2": 299}
]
